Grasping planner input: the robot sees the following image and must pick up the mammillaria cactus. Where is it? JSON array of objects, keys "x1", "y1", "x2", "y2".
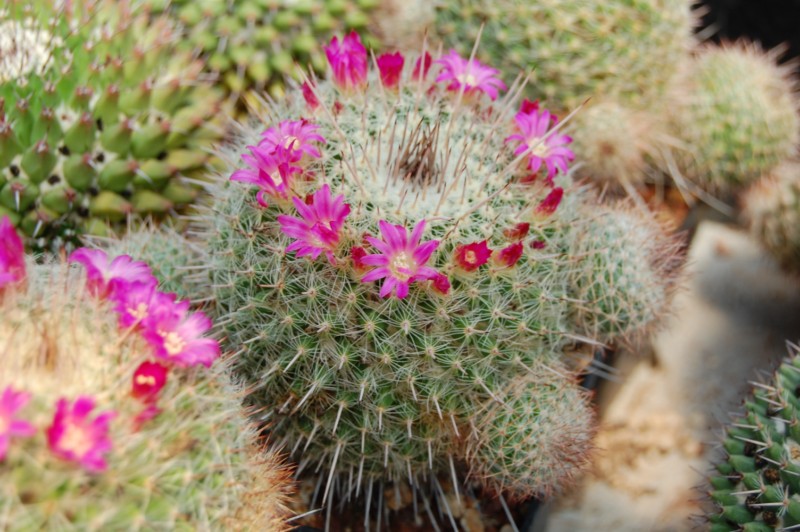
[
  {"x1": 0, "y1": 0, "x2": 224, "y2": 251},
  {"x1": 434, "y1": 0, "x2": 694, "y2": 111},
  {"x1": 744, "y1": 162, "x2": 800, "y2": 272},
  {"x1": 665, "y1": 44, "x2": 799, "y2": 194},
  {"x1": 198, "y1": 33, "x2": 680, "y2": 512},
  {"x1": 0, "y1": 217, "x2": 292, "y2": 530},
  {"x1": 706, "y1": 343, "x2": 800, "y2": 531}
]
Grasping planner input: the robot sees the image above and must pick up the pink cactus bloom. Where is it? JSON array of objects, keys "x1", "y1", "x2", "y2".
[
  {"x1": 142, "y1": 297, "x2": 220, "y2": 368},
  {"x1": 131, "y1": 360, "x2": 169, "y2": 402},
  {"x1": 431, "y1": 273, "x2": 451, "y2": 295},
  {"x1": 377, "y1": 52, "x2": 404, "y2": 89},
  {"x1": 230, "y1": 146, "x2": 302, "y2": 208},
  {"x1": 454, "y1": 240, "x2": 492, "y2": 272},
  {"x1": 47, "y1": 396, "x2": 116, "y2": 473},
  {"x1": 534, "y1": 187, "x2": 565, "y2": 219},
  {"x1": 351, "y1": 246, "x2": 368, "y2": 270},
  {"x1": 324, "y1": 32, "x2": 368, "y2": 91},
  {"x1": 496, "y1": 242, "x2": 524, "y2": 268},
  {"x1": 505, "y1": 106, "x2": 575, "y2": 181},
  {"x1": 302, "y1": 81, "x2": 320, "y2": 110},
  {"x1": 412, "y1": 52, "x2": 433, "y2": 80},
  {"x1": 503, "y1": 222, "x2": 531, "y2": 241},
  {"x1": 69, "y1": 248, "x2": 155, "y2": 299},
  {"x1": 434, "y1": 51, "x2": 507, "y2": 101},
  {"x1": 260, "y1": 120, "x2": 326, "y2": 162},
  {"x1": 0, "y1": 386, "x2": 36, "y2": 461},
  {"x1": 112, "y1": 282, "x2": 175, "y2": 330},
  {"x1": 361, "y1": 220, "x2": 440, "y2": 299},
  {"x1": 277, "y1": 184, "x2": 351, "y2": 264},
  {"x1": 0, "y1": 216, "x2": 26, "y2": 291}
]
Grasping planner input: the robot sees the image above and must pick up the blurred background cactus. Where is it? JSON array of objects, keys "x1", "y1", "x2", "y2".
[
  {"x1": 0, "y1": 0, "x2": 224, "y2": 252},
  {"x1": 0, "y1": 259, "x2": 292, "y2": 530}
]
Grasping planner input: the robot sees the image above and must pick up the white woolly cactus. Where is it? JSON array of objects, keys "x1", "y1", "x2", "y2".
[
  {"x1": 198, "y1": 33, "x2": 678, "y2": 513},
  {"x1": 0, "y1": 222, "x2": 292, "y2": 530}
]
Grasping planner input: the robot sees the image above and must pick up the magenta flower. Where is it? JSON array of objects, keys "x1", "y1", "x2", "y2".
[
  {"x1": 131, "y1": 360, "x2": 169, "y2": 402},
  {"x1": 142, "y1": 297, "x2": 220, "y2": 368},
  {"x1": 434, "y1": 51, "x2": 506, "y2": 101},
  {"x1": 324, "y1": 32, "x2": 368, "y2": 92},
  {"x1": 0, "y1": 386, "x2": 36, "y2": 461},
  {"x1": 505, "y1": 106, "x2": 574, "y2": 181},
  {"x1": 534, "y1": 187, "x2": 565, "y2": 219},
  {"x1": 377, "y1": 52, "x2": 404, "y2": 89},
  {"x1": 503, "y1": 222, "x2": 531, "y2": 241},
  {"x1": 351, "y1": 246, "x2": 368, "y2": 270},
  {"x1": 454, "y1": 240, "x2": 492, "y2": 272},
  {"x1": 230, "y1": 146, "x2": 302, "y2": 208},
  {"x1": 361, "y1": 220, "x2": 440, "y2": 299},
  {"x1": 69, "y1": 248, "x2": 155, "y2": 299},
  {"x1": 47, "y1": 396, "x2": 116, "y2": 473},
  {"x1": 495, "y1": 242, "x2": 524, "y2": 268},
  {"x1": 431, "y1": 273, "x2": 451, "y2": 295},
  {"x1": 412, "y1": 52, "x2": 433, "y2": 80},
  {"x1": 302, "y1": 81, "x2": 320, "y2": 110},
  {"x1": 112, "y1": 282, "x2": 176, "y2": 330},
  {"x1": 260, "y1": 120, "x2": 326, "y2": 162},
  {"x1": 0, "y1": 215, "x2": 26, "y2": 291},
  {"x1": 277, "y1": 184, "x2": 351, "y2": 264}
]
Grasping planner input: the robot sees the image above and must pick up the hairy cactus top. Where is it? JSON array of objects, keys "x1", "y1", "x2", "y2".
[
  {"x1": 0, "y1": 219, "x2": 292, "y2": 530},
  {"x1": 0, "y1": 0, "x2": 224, "y2": 252},
  {"x1": 198, "y1": 33, "x2": 680, "y2": 512}
]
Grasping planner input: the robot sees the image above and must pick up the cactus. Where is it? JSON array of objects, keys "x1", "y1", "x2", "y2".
[
  {"x1": 665, "y1": 43, "x2": 799, "y2": 194},
  {"x1": 368, "y1": 0, "x2": 436, "y2": 52},
  {"x1": 0, "y1": 0, "x2": 225, "y2": 252},
  {"x1": 743, "y1": 162, "x2": 800, "y2": 272},
  {"x1": 434, "y1": 0, "x2": 694, "y2": 111},
  {"x1": 706, "y1": 343, "x2": 800, "y2": 532},
  {"x1": 196, "y1": 37, "x2": 680, "y2": 511},
  {"x1": 0, "y1": 257, "x2": 293, "y2": 530},
  {"x1": 144, "y1": 0, "x2": 380, "y2": 100}
]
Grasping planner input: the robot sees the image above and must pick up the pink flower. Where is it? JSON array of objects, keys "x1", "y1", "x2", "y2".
[
  {"x1": 131, "y1": 361, "x2": 169, "y2": 402},
  {"x1": 505, "y1": 106, "x2": 574, "y2": 181},
  {"x1": 47, "y1": 396, "x2": 116, "y2": 473},
  {"x1": 260, "y1": 119, "x2": 326, "y2": 162},
  {"x1": 277, "y1": 184, "x2": 350, "y2": 264},
  {"x1": 495, "y1": 242, "x2": 524, "y2": 268},
  {"x1": 434, "y1": 51, "x2": 506, "y2": 101},
  {"x1": 534, "y1": 187, "x2": 564, "y2": 219},
  {"x1": 302, "y1": 81, "x2": 320, "y2": 110},
  {"x1": 0, "y1": 386, "x2": 36, "y2": 461},
  {"x1": 377, "y1": 52, "x2": 404, "y2": 89},
  {"x1": 0, "y1": 215, "x2": 26, "y2": 291},
  {"x1": 351, "y1": 246, "x2": 368, "y2": 270},
  {"x1": 69, "y1": 248, "x2": 155, "y2": 299},
  {"x1": 520, "y1": 99, "x2": 539, "y2": 115},
  {"x1": 503, "y1": 223, "x2": 530, "y2": 241},
  {"x1": 412, "y1": 52, "x2": 433, "y2": 80},
  {"x1": 142, "y1": 297, "x2": 220, "y2": 368},
  {"x1": 531, "y1": 240, "x2": 546, "y2": 250},
  {"x1": 110, "y1": 280, "x2": 169, "y2": 330},
  {"x1": 361, "y1": 219, "x2": 440, "y2": 299},
  {"x1": 324, "y1": 32, "x2": 368, "y2": 91},
  {"x1": 454, "y1": 240, "x2": 491, "y2": 272},
  {"x1": 431, "y1": 273, "x2": 451, "y2": 295},
  {"x1": 230, "y1": 146, "x2": 302, "y2": 208}
]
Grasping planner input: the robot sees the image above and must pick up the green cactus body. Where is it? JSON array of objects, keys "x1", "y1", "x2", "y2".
[
  {"x1": 435, "y1": 0, "x2": 693, "y2": 111},
  {"x1": 744, "y1": 162, "x2": 800, "y2": 272},
  {"x1": 0, "y1": 262, "x2": 292, "y2": 531},
  {"x1": 707, "y1": 345, "x2": 800, "y2": 531},
  {"x1": 666, "y1": 45, "x2": 799, "y2": 194},
  {"x1": 0, "y1": 0, "x2": 224, "y2": 251},
  {"x1": 145, "y1": 0, "x2": 380, "y2": 99},
  {"x1": 200, "y1": 50, "x2": 680, "y2": 506}
]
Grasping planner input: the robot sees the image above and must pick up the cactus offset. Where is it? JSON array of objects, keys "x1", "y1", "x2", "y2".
[{"x1": 0, "y1": 0, "x2": 224, "y2": 252}]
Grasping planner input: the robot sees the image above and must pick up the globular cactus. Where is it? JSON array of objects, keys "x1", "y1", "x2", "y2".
[
  {"x1": 743, "y1": 162, "x2": 800, "y2": 272},
  {"x1": 434, "y1": 0, "x2": 694, "y2": 111},
  {"x1": 566, "y1": 202, "x2": 684, "y2": 344},
  {"x1": 665, "y1": 43, "x2": 799, "y2": 194},
  {"x1": 0, "y1": 226, "x2": 292, "y2": 530},
  {"x1": 198, "y1": 35, "x2": 678, "y2": 509},
  {"x1": 706, "y1": 343, "x2": 800, "y2": 531},
  {"x1": 0, "y1": 0, "x2": 224, "y2": 252},
  {"x1": 145, "y1": 0, "x2": 380, "y2": 99}
]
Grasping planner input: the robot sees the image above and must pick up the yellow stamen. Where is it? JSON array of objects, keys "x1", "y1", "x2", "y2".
[{"x1": 60, "y1": 423, "x2": 93, "y2": 456}]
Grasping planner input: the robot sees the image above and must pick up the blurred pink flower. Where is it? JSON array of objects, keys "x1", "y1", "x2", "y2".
[
  {"x1": 142, "y1": 297, "x2": 220, "y2": 368},
  {"x1": 69, "y1": 248, "x2": 154, "y2": 299},
  {"x1": 377, "y1": 52, "x2": 404, "y2": 89},
  {"x1": 434, "y1": 51, "x2": 506, "y2": 100},
  {"x1": 278, "y1": 184, "x2": 350, "y2": 264},
  {"x1": 0, "y1": 386, "x2": 36, "y2": 461},
  {"x1": 325, "y1": 32, "x2": 368, "y2": 91},
  {"x1": 0, "y1": 216, "x2": 25, "y2": 292},
  {"x1": 260, "y1": 119, "x2": 326, "y2": 162},
  {"x1": 47, "y1": 396, "x2": 116, "y2": 473},
  {"x1": 230, "y1": 146, "x2": 302, "y2": 208}
]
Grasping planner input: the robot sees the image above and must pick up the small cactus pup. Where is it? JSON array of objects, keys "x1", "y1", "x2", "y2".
[
  {"x1": 434, "y1": 0, "x2": 694, "y2": 111},
  {"x1": 0, "y1": 229, "x2": 293, "y2": 529},
  {"x1": 0, "y1": 0, "x2": 225, "y2": 252},
  {"x1": 743, "y1": 161, "x2": 800, "y2": 273},
  {"x1": 665, "y1": 43, "x2": 799, "y2": 195},
  {"x1": 201, "y1": 32, "x2": 610, "y2": 515},
  {"x1": 706, "y1": 343, "x2": 800, "y2": 532}
]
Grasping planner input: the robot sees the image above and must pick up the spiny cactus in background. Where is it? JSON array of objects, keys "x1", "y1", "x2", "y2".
[
  {"x1": 744, "y1": 162, "x2": 800, "y2": 272},
  {"x1": 707, "y1": 343, "x2": 800, "y2": 532},
  {"x1": 0, "y1": 224, "x2": 293, "y2": 530},
  {"x1": 434, "y1": 0, "x2": 694, "y2": 112},
  {"x1": 566, "y1": 203, "x2": 684, "y2": 344},
  {"x1": 198, "y1": 33, "x2": 679, "y2": 512},
  {"x1": 144, "y1": 0, "x2": 380, "y2": 99},
  {"x1": 368, "y1": 0, "x2": 436, "y2": 52},
  {"x1": 0, "y1": 0, "x2": 224, "y2": 252},
  {"x1": 665, "y1": 44, "x2": 798, "y2": 194}
]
